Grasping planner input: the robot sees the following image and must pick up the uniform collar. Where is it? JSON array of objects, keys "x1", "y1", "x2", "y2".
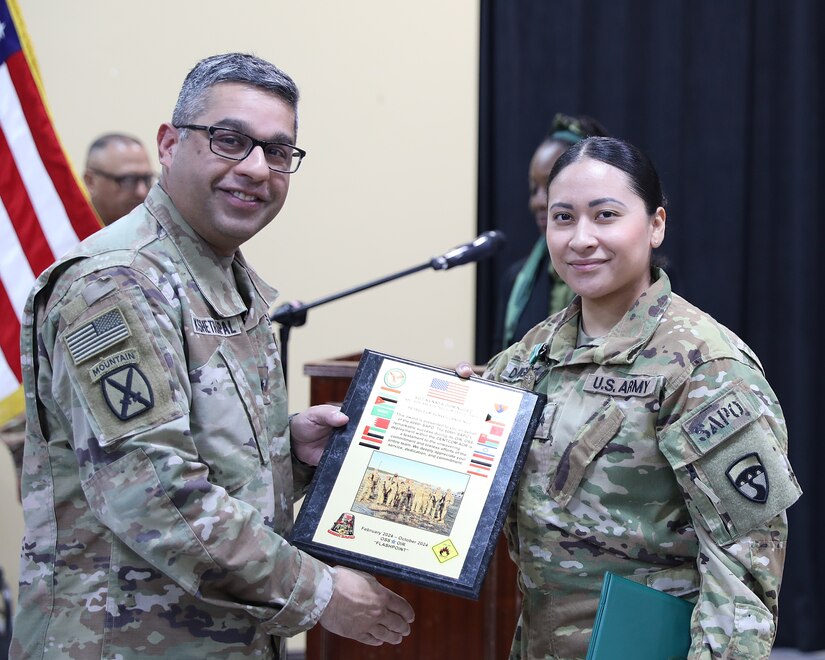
[
  {"x1": 546, "y1": 269, "x2": 672, "y2": 366},
  {"x1": 145, "y1": 185, "x2": 279, "y2": 317}
]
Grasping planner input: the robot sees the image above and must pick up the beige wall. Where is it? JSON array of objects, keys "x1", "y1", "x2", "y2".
[{"x1": 2, "y1": 0, "x2": 479, "y2": 646}]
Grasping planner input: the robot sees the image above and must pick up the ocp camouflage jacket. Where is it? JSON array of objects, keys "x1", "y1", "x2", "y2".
[
  {"x1": 485, "y1": 270, "x2": 801, "y2": 660},
  {"x1": 12, "y1": 186, "x2": 333, "y2": 659}
]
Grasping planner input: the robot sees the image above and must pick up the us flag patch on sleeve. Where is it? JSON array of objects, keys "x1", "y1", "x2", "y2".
[{"x1": 64, "y1": 306, "x2": 131, "y2": 364}]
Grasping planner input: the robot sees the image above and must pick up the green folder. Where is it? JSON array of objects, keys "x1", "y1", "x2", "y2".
[{"x1": 585, "y1": 571, "x2": 695, "y2": 660}]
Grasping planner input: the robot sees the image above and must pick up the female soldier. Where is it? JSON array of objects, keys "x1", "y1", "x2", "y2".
[{"x1": 483, "y1": 137, "x2": 800, "y2": 659}]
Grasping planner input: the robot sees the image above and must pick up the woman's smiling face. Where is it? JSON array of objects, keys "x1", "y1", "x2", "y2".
[{"x1": 545, "y1": 156, "x2": 665, "y2": 313}]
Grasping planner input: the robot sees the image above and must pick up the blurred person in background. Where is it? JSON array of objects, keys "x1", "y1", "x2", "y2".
[
  {"x1": 494, "y1": 113, "x2": 608, "y2": 352},
  {"x1": 84, "y1": 133, "x2": 155, "y2": 225}
]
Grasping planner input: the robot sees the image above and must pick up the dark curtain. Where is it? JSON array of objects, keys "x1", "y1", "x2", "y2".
[{"x1": 476, "y1": 0, "x2": 824, "y2": 650}]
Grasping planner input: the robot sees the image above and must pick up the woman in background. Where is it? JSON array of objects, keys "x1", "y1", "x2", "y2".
[{"x1": 495, "y1": 114, "x2": 608, "y2": 352}]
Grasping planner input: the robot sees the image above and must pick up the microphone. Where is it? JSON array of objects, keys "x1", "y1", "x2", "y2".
[
  {"x1": 271, "y1": 230, "x2": 507, "y2": 326},
  {"x1": 430, "y1": 230, "x2": 507, "y2": 270}
]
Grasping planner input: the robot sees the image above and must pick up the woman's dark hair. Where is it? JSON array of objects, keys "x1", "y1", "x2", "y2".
[{"x1": 547, "y1": 136, "x2": 667, "y2": 214}]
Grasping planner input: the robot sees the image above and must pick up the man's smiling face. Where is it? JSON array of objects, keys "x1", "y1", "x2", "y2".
[{"x1": 158, "y1": 82, "x2": 297, "y2": 256}]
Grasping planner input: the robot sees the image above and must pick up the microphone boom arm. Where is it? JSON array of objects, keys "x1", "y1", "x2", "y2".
[
  {"x1": 270, "y1": 260, "x2": 432, "y2": 327},
  {"x1": 271, "y1": 230, "x2": 505, "y2": 383}
]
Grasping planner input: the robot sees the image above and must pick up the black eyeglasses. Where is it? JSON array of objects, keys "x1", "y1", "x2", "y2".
[
  {"x1": 88, "y1": 168, "x2": 156, "y2": 190},
  {"x1": 175, "y1": 124, "x2": 306, "y2": 174}
]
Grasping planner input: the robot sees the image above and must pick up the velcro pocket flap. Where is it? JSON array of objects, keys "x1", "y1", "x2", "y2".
[{"x1": 548, "y1": 398, "x2": 624, "y2": 507}]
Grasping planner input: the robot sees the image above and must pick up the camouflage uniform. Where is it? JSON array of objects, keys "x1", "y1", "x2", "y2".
[
  {"x1": 485, "y1": 270, "x2": 801, "y2": 660},
  {"x1": 11, "y1": 186, "x2": 334, "y2": 659}
]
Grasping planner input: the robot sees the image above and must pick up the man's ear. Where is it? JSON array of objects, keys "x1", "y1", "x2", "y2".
[{"x1": 157, "y1": 123, "x2": 179, "y2": 170}]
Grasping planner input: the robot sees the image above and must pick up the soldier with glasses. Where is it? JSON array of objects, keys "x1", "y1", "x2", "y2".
[{"x1": 11, "y1": 52, "x2": 414, "y2": 659}]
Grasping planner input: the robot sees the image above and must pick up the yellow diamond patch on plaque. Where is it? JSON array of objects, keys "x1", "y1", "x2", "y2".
[{"x1": 432, "y1": 539, "x2": 459, "y2": 563}]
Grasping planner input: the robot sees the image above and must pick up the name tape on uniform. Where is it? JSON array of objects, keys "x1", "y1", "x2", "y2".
[
  {"x1": 583, "y1": 374, "x2": 659, "y2": 397},
  {"x1": 191, "y1": 313, "x2": 242, "y2": 337}
]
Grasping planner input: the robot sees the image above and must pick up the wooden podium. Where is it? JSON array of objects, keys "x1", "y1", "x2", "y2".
[{"x1": 302, "y1": 355, "x2": 521, "y2": 660}]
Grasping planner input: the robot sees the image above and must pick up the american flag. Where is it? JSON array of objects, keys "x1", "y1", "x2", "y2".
[
  {"x1": 0, "y1": 0, "x2": 100, "y2": 423},
  {"x1": 427, "y1": 377, "x2": 470, "y2": 405},
  {"x1": 65, "y1": 308, "x2": 130, "y2": 364}
]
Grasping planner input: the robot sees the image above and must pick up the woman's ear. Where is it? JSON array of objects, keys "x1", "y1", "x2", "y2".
[{"x1": 650, "y1": 206, "x2": 666, "y2": 248}]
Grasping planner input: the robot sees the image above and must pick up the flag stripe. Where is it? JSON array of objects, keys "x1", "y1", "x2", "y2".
[
  {"x1": 0, "y1": 196, "x2": 36, "y2": 320},
  {"x1": 371, "y1": 404, "x2": 395, "y2": 419},
  {"x1": 1, "y1": 62, "x2": 76, "y2": 264},
  {"x1": 0, "y1": 280, "x2": 21, "y2": 381},
  {"x1": 0, "y1": 118, "x2": 56, "y2": 277},
  {"x1": 359, "y1": 442, "x2": 381, "y2": 450},
  {"x1": 0, "y1": 353, "x2": 19, "y2": 397},
  {"x1": 5, "y1": 51, "x2": 99, "y2": 240},
  {"x1": 0, "y1": 0, "x2": 101, "y2": 413}
]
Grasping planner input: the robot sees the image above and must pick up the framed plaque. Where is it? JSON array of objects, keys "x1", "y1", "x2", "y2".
[{"x1": 291, "y1": 349, "x2": 546, "y2": 599}]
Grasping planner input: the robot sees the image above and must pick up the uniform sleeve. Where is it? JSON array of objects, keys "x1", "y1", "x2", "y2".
[
  {"x1": 291, "y1": 446, "x2": 317, "y2": 497},
  {"x1": 43, "y1": 268, "x2": 334, "y2": 637},
  {"x1": 657, "y1": 358, "x2": 801, "y2": 658}
]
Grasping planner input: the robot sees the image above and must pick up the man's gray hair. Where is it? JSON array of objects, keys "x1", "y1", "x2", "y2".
[{"x1": 172, "y1": 53, "x2": 300, "y2": 132}]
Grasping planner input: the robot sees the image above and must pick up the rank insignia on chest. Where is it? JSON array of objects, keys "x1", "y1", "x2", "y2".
[
  {"x1": 101, "y1": 365, "x2": 155, "y2": 420},
  {"x1": 533, "y1": 402, "x2": 556, "y2": 443},
  {"x1": 726, "y1": 452, "x2": 769, "y2": 503}
]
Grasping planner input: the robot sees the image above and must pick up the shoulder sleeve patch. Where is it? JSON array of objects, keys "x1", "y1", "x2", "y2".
[
  {"x1": 680, "y1": 381, "x2": 760, "y2": 455},
  {"x1": 101, "y1": 365, "x2": 155, "y2": 421},
  {"x1": 58, "y1": 285, "x2": 186, "y2": 447},
  {"x1": 63, "y1": 306, "x2": 131, "y2": 364}
]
